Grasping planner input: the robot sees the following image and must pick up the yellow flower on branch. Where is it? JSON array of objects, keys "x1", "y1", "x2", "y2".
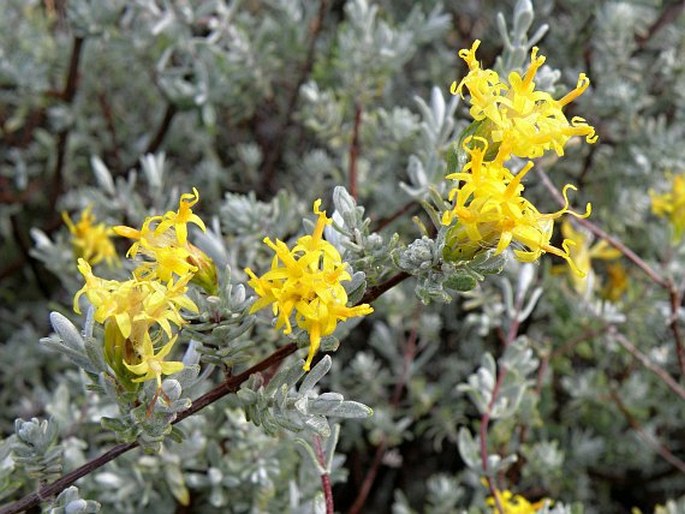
[
  {"x1": 62, "y1": 206, "x2": 119, "y2": 267},
  {"x1": 155, "y1": 187, "x2": 207, "y2": 245},
  {"x1": 73, "y1": 259, "x2": 197, "y2": 388},
  {"x1": 245, "y1": 200, "x2": 373, "y2": 371},
  {"x1": 557, "y1": 220, "x2": 621, "y2": 296},
  {"x1": 441, "y1": 137, "x2": 590, "y2": 275},
  {"x1": 486, "y1": 489, "x2": 548, "y2": 514},
  {"x1": 650, "y1": 173, "x2": 685, "y2": 242},
  {"x1": 124, "y1": 333, "x2": 184, "y2": 387},
  {"x1": 114, "y1": 188, "x2": 217, "y2": 294},
  {"x1": 452, "y1": 40, "x2": 597, "y2": 161}
]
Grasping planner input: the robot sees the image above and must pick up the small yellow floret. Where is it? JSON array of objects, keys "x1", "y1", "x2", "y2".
[
  {"x1": 557, "y1": 220, "x2": 621, "y2": 296},
  {"x1": 442, "y1": 138, "x2": 590, "y2": 275},
  {"x1": 62, "y1": 206, "x2": 119, "y2": 267},
  {"x1": 124, "y1": 333, "x2": 184, "y2": 387},
  {"x1": 486, "y1": 489, "x2": 548, "y2": 514},
  {"x1": 650, "y1": 173, "x2": 685, "y2": 242},
  {"x1": 245, "y1": 199, "x2": 373, "y2": 371},
  {"x1": 452, "y1": 40, "x2": 597, "y2": 161},
  {"x1": 114, "y1": 188, "x2": 217, "y2": 293}
]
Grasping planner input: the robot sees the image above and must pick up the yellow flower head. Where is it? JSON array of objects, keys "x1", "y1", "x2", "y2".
[
  {"x1": 558, "y1": 220, "x2": 621, "y2": 296},
  {"x1": 452, "y1": 40, "x2": 597, "y2": 161},
  {"x1": 156, "y1": 187, "x2": 207, "y2": 245},
  {"x1": 73, "y1": 259, "x2": 198, "y2": 339},
  {"x1": 62, "y1": 206, "x2": 119, "y2": 267},
  {"x1": 601, "y1": 262, "x2": 629, "y2": 301},
  {"x1": 245, "y1": 199, "x2": 374, "y2": 371},
  {"x1": 124, "y1": 332, "x2": 184, "y2": 387},
  {"x1": 114, "y1": 188, "x2": 217, "y2": 294},
  {"x1": 442, "y1": 137, "x2": 591, "y2": 275},
  {"x1": 73, "y1": 258, "x2": 197, "y2": 386},
  {"x1": 650, "y1": 173, "x2": 685, "y2": 242},
  {"x1": 486, "y1": 489, "x2": 548, "y2": 514}
]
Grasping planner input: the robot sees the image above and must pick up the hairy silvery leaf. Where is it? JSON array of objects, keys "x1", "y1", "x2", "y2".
[
  {"x1": 308, "y1": 393, "x2": 373, "y2": 419},
  {"x1": 90, "y1": 155, "x2": 115, "y2": 195},
  {"x1": 489, "y1": 382, "x2": 526, "y2": 419},
  {"x1": 48, "y1": 486, "x2": 101, "y2": 513},
  {"x1": 41, "y1": 312, "x2": 98, "y2": 374},
  {"x1": 457, "y1": 427, "x2": 481, "y2": 471},
  {"x1": 457, "y1": 352, "x2": 497, "y2": 414},
  {"x1": 12, "y1": 418, "x2": 63, "y2": 481},
  {"x1": 500, "y1": 337, "x2": 539, "y2": 377},
  {"x1": 300, "y1": 355, "x2": 333, "y2": 395}
]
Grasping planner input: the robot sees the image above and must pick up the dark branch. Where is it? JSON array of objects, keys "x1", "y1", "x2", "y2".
[{"x1": 0, "y1": 343, "x2": 298, "y2": 514}]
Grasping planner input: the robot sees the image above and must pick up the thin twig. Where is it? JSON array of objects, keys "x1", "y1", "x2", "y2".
[
  {"x1": 259, "y1": 0, "x2": 329, "y2": 193},
  {"x1": 48, "y1": 35, "x2": 85, "y2": 214},
  {"x1": 610, "y1": 329, "x2": 685, "y2": 401},
  {"x1": 668, "y1": 286, "x2": 685, "y2": 377},
  {"x1": 0, "y1": 343, "x2": 298, "y2": 514},
  {"x1": 481, "y1": 286, "x2": 528, "y2": 514},
  {"x1": 348, "y1": 103, "x2": 362, "y2": 200},
  {"x1": 608, "y1": 388, "x2": 685, "y2": 474},
  {"x1": 313, "y1": 436, "x2": 334, "y2": 514},
  {"x1": 359, "y1": 271, "x2": 411, "y2": 305},
  {"x1": 634, "y1": 0, "x2": 685, "y2": 51},
  {"x1": 536, "y1": 168, "x2": 669, "y2": 289},
  {"x1": 348, "y1": 323, "x2": 418, "y2": 514},
  {"x1": 371, "y1": 201, "x2": 419, "y2": 233}
]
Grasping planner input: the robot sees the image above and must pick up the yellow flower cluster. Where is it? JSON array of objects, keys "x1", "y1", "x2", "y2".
[
  {"x1": 487, "y1": 489, "x2": 548, "y2": 514},
  {"x1": 650, "y1": 173, "x2": 685, "y2": 242},
  {"x1": 114, "y1": 188, "x2": 218, "y2": 295},
  {"x1": 245, "y1": 200, "x2": 374, "y2": 371},
  {"x1": 73, "y1": 189, "x2": 214, "y2": 390},
  {"x1": 442, "y1": 41, "x2": 597, "y2": 273},
  {"x1": 452, "y1": 40, "x2": 597, "y2": 161},
  {"x1": 62, "y1": 206, "x2": 118, "y2": 267}
]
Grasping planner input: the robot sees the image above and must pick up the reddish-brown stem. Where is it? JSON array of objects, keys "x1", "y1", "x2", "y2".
[
  {"x1": 610, "y1": 329, "x2": 685, "y2": 401},
  {"x1": 0, "y1": 343, "x2": 298, "y2": 514},
  {"x1": 372, "y1": 200, "x2": 419, "y2": 233},
  {"x1": 348, "y1": 323, "x2": 418, "y2": 514},
  {"x1": 634, "y1": 1, "x2": 685, "y2": 50},
  {"x1": 480, "y1": 288, "x2": 527, "y2": 514},
  {"x1": 145, "y1": 103, "x2": 177, "y2": 156},
  {"x1": 360, "y1": 271, "x2": 411, "y2": 305},
  {"x1": 313, "y1": 436, "x2": 334, "y2": 514},
  {"x1": 668, "y1": 286, "x2": 685, "y2": 377},
  {"x1": 536, "y1": 168, "x2": 668, "y2": 289},
  {"x1": 348, "y1": 103, "x2": 362, "y2": 200},
  {"x1": 538, "y1": 169, "x2": 685, "y2": 378},
  {"x1": 259, "y1": 0, "x2": 329, "y2": 193},
  {"x1": 609, "y1": 388, "x2": 685, "y2": 474},
  {"x1": 48, "y1": 35, "x2": 85, "y2": 214}
]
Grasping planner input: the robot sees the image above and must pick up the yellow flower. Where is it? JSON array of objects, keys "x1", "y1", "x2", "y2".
[
  {"x1": 601, "y1": 262, "x2": 629, "y2": 302},
  {"x1": 62, "y1": 206, "x2": 119, "y2": 267},
  {"x1": 557, "y1": 220, "x2": 621, "y2": 296},
  {"x1": 245, "y1": 200, "x2": 374, "y2": 371},
  {"x1": 650, "y1": 173, "x2": 685, "y2": 242},
  {"x1": 486, "y1": 489, "x2": 548, "y2": 514},
  {"x1": 441, "y1": 137, "x2": 590, "y2": 275},
  {"x1": 124, "y1": 332, "x2": 184, "y2": 387},
  {"x1": 114, "y1": 188, "x2": 218, "y2": 294},
  {"x1": 73, "y1": 259, "x2": 197, "y2": 341},
  {"x1": 452, "y1": 40, "x2": 597, "y2": 161},
  {"x1": 73, "y1": 259, "x2": 197, "y2": 386},
  {"x1": 155, "y1": 187, "x2": 207, "y2": 245}
]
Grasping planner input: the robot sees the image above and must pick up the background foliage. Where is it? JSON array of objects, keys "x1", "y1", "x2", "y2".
[{"x1": 1, "y1": 0, "x2": 685, "y2": 513}]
